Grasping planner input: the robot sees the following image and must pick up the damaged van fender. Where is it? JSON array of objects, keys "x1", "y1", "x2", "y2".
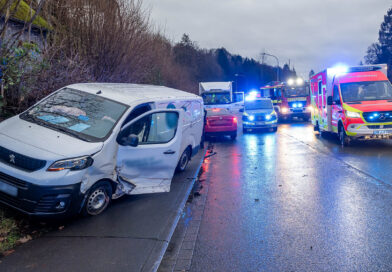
[{"x1": 0, "y1": 83, "x2": 204, "y2": 217}]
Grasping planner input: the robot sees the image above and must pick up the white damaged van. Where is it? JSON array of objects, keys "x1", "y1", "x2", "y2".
[{"x1": 0, "y1": 83, "x2": 204, "y2": 216}]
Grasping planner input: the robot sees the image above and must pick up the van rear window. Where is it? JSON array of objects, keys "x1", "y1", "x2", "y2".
[{"x1": 20, "y1": 88, "x2": 128, "y2": 142}]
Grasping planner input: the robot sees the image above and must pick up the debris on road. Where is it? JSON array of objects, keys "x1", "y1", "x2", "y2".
[{"x1": 204, "y1": 152, "x2": 217, "y2": 159}]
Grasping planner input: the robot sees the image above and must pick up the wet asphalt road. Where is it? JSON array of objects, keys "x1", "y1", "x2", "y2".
[{"x1": 190, "y1": 121, "x2": 392, "y2": 271}]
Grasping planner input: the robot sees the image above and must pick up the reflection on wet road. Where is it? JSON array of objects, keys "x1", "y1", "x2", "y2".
[{"x1": 190, "y1": 122, "x2": 392, "y2": 271}]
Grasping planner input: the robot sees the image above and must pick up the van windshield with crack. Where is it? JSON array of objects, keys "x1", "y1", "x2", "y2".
[{"x1": 20, "y1": 88, "x2": 128, "y2": 142}]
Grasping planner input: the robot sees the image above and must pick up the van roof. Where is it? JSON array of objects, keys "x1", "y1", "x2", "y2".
[
  {"x1": 200, "y1": 82, "x2": 232, "y2": 91},
  {"x1": 67, "y1": 83, "x2": 200, "y2": 105}
]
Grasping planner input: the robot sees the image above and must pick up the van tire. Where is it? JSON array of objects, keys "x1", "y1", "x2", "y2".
[
  {"x1": 82, "y1": 181, "x2": 112, "y2": 216},
  {"x1": 177, "y1": 147, "x2": 191, "y2": 172},
  {"x1": 200, "y1": 132, "x2": 205, "y2": 149}
]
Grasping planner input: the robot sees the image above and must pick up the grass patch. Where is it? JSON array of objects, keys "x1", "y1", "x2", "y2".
[
  {"x1": 0, "y1": 209, "x2": 23, "y2": 255},
  {"x1": 0, "y1": 206, "x2": 56, "y2": 257}
]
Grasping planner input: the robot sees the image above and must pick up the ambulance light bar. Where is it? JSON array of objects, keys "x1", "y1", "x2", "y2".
[{"x1": 328, "y1": 65, "x2": 384, "y2": 76}]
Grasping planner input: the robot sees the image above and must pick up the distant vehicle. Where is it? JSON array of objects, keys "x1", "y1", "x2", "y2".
[
  {"x1": 310, "y1": 64, "x2": 392, "y2": 146},
  {"x1": 204, "y1": 108, "x2": 238, "y2": 140},
  {"x1": 199, "y1": 81, "x2": 244, "y2": 113},
  {"x1": 260, "y1": 78, "x2": 311, "y2": 121},
  {"x1": 242, "y1": 97, "x2": 278, "y2": 132},
  {"x1": 0, "y1": 83, "x2": 204, "y2": 217}
]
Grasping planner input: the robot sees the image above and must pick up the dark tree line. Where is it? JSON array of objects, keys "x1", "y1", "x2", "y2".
[
  {"x1": 173, "y1": 34, "x2": 296, "y2": 92},
  {"x1": 365, "y1": 6, "x2": 392, "y2": 80}
]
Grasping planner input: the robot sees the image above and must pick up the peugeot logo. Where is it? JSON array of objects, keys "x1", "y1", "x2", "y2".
[
  {"x1": 379, "y1": 113, "x2": 386, "y2": 121},
  {"x1": 9, "y1": 154, "x2": 15, "y2": 164}
]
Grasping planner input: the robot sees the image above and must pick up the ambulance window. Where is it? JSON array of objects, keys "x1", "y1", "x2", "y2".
[
  {"x1": 333, "y1": 85, "x2": 340, "y2": 103},
  {"x1": 318, "y1": 82, "x2": 322, "y2": 95}
]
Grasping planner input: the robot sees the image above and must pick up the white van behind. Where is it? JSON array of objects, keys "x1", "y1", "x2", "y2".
[{"x1": 0, "y1": 83, "x2": 204, "y2": 216}]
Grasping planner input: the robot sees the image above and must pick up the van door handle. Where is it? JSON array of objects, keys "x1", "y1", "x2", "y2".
[{"x1": 164, "y1": 150, "x2": 176, "y2": 155}]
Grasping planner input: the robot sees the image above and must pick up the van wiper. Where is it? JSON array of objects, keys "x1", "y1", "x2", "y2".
[
  {"x1": 51, "y1": 126, "x2": 92, "y2": 142},
  {"x1": 21, "y1": 114, "x2": 91, "y2": 142}
]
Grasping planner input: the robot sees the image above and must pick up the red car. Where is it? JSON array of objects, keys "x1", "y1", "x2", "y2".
[{"x1": 204, "y1": 108, "x2": 238, "y2": 140}]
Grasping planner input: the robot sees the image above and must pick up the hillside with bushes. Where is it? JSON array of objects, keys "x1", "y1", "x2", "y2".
[{"x1": 0, "y1": 0, "x2": 295, "y2": 116}]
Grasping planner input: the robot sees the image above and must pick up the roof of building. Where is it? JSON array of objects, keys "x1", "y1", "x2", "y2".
[{"x1": 67, "y1": 83, "x2": 201, "y2": 105}]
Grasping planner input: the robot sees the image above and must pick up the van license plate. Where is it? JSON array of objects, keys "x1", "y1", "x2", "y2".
[
  {"x1": 256, "y1": 122, "x2": 265, "y2": 125},
  {"x1": 373, "y1": 130, "x2": 392, "y2": 135},
  {"x1": 0, "y1": 180, "x2": 18, "y2": 197}
]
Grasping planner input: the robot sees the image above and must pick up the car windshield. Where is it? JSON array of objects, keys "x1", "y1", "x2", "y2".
[
  {"x1": 245, "y1": 100, "x2": 273, "y2": 110},
  {"x1": 20, "y1": 88, "x2": 128, "y2": 142},
  {"x1": 340, "y1": 81, "x2": 392, "y2": 102},
  {"x1": 284, "y1": 86, "x2": 309, "y2": 97},
  {"x1": 202, "y1": 92, "x2": 231, "y2": 105}
]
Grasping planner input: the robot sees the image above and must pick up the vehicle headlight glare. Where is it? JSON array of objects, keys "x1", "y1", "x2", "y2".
[
  {"x1": 266, "y1": 114, "x2": 271, "y2": 120},
  {"x1": 345, "y1": 111, "x2": 361, "y2": 118},
  {"x1": 248, "y1": 115, "x2": 255, "y2": 121},
  {"x1": 47, "y1": 156, "x2": 93, "y2": 172},
  {"x1": 281, "y1": 107, "x2": 289, "y2": 114}
]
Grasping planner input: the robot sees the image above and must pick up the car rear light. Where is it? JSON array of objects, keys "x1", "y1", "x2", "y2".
[
  {"x1": 212, "y1": 108, "x2": 221, "y2": 112},
  {"x1": 233, "y1": 117, "x2": 237, "y2": 123}
]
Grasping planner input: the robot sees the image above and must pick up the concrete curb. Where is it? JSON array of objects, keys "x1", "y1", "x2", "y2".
[{"x1": 143, "y1": 149, "x2": 206, "y2": 272}]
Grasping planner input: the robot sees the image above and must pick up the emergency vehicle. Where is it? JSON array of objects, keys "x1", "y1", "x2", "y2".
[
  {"x1": 260, "y1": 79, "x2": 311, "y2": 121},
  {"x1": 199, "y1": 82, "x2": 244, "y2": 113},
  {"x1": 310, "y1": 64, "x2": 392, "y2": 146}
]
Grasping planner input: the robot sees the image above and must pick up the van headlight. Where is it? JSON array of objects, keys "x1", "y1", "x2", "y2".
[
  {"x1": 47, "y1": 156, "x2": 93, "y2": 172},
  {"x1": 345, "y1": 111, "x2": 361, "y2": 118}
]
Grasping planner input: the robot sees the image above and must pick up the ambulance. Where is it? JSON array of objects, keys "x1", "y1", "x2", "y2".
[
  {"x1": 310, "y1": 64, "x2": 392, "y2": 146},
  {"x1": 260, "y1": 78, "x2": 311, "y2": 121}
]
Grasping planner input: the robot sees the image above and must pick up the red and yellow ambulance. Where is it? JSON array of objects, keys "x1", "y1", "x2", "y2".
[
  {"x1": 260, "y1": 78, "x2": 311, "y2": 121},
  {"x1": 310, "y1": 64, "x2": 392, "y2": 146}
]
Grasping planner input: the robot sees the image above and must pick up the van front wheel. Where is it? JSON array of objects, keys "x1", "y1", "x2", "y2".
[
  {"x1": 177, "y1": 148, "x2": 191, "y2": 172},
  {"x1": 82, "y1": 181, "x2": 112, "y2": 216}
]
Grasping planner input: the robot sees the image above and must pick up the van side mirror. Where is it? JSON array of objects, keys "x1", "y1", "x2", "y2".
[
  {"x1": 327, "y1": 96, "x2": 333, "y2": 105},
  {"x1": 128, "y1": 134, "x2": 139, "y2": 147}
]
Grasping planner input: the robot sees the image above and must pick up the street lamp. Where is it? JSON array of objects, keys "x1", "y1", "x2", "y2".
[{"x1": 261, "y1": 52, "x2": 280, "y2": 82}]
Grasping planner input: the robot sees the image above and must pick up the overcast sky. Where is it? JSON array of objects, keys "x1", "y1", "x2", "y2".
[{"x1": 143, "y1": 0, "x2": 391, "y2": 78}]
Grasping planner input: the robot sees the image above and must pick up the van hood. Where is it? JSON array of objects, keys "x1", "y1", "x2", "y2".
[
  {"x1": 245, "y1": 109, "x2": 274, "y2": 114},
  {"x1": 0, "y1": 116, "x2": 103, "y2": 160},
  {"x1": 344, "y1": 100, "x2": 392, "y2": 112}
]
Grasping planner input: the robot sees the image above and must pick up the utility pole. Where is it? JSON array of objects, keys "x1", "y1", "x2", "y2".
[{"x1": 260, "y1": 52, "x2": 280, "y2": 82}]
